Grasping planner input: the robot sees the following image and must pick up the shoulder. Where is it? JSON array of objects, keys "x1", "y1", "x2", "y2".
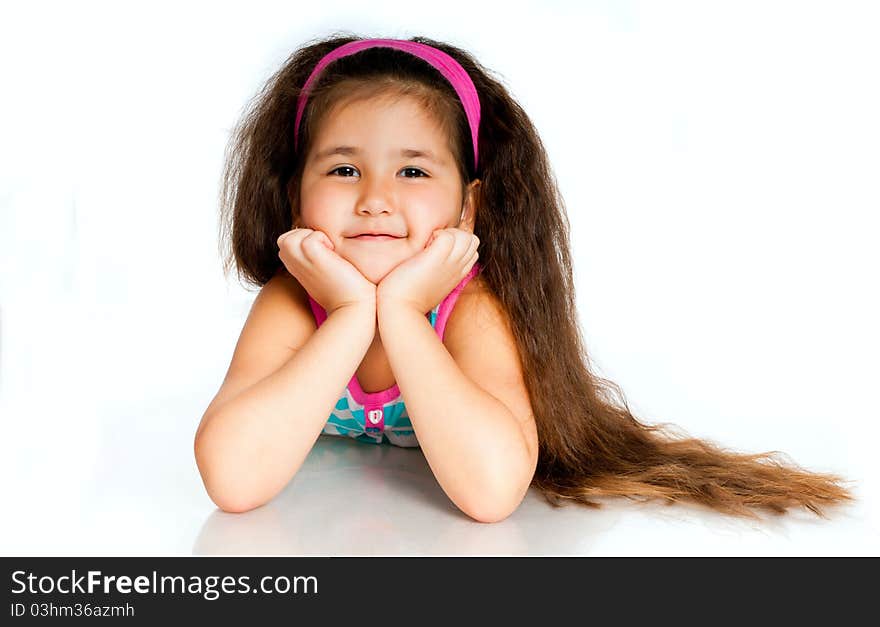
[
  {"x1": 267, "y1": 266, "x2": 312, "y2": 312},
  {"x1": 443, "y1": 273, "x2": 508, "y2": 352},
  {"x1": 248, "y1": 267, "x2": 316, "y2": 348},
  {"x1": 199, "y1": 267, "x2": 315, "y2": 421}
]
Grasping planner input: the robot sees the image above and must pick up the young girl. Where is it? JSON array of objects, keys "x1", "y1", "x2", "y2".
[{"x1": 194, "y1": 34, "x2": 854, "y2": 523}]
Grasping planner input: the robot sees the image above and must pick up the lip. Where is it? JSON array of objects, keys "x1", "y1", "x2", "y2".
[{"x1": 349, "y1": 234, "x2": 403, "y2": 241}]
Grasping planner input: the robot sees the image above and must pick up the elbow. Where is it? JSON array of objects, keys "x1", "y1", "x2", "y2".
[
  {"x1": 199, "y1": 470, "x2": 268, "y2": 514},
  {"x1": 465, "y1": 506, "x2": 513, "y2": 524},
  {"x1": 210, "y1": 493, "x2": 265, "y2": 514},
  {"x1": 459, "y1": 476, "x2": 530, "y2": 524},
  {"x1": 460, "y1": 453, "x2": 535, "y2": 523},
  {"x1": 460, "y1": 493, "x2": 521, "y2": 524},
  {"x1": 194, "y1": 429, "x2": 267, "y2": 514}
]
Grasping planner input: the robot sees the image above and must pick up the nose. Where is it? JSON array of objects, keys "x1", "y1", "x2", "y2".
[{"x1": 355, "y1": 174, "x2": 396, "y2": 216}]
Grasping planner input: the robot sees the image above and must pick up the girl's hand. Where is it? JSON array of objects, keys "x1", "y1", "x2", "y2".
[
  {"x1": 277, "y1": 228, "x2": 377, "y2": 314},
  {"x1": 376, "y1": 228, "x2": 479, "y2": 315}
]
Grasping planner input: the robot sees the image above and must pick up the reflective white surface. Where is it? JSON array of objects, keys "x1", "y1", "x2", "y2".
[
  {"x1": 191, "y1": 436, "x2": 878, "y2": 557},
  {"x1": 2, "y1": 1, "x2": 879, "y2": 556},
  {"x1": 0, "y1": 399, "x2": 876, "y2": 556}
]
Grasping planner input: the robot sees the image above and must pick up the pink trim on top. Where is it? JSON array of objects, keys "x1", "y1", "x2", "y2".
[
  {"x1": 434, "y1": 262, "x2": 481, "y2": 342},
  {"x1": 306, "y1": 261, "x2": 482, "y2": 406}
]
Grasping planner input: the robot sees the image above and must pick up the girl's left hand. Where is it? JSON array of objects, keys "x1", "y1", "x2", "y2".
[{"x1": 377, "y1": 228, "x2": 479, "y2": 315}]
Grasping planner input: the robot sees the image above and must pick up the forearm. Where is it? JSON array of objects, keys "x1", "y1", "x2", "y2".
[
  {"x1": 378, "y1": 303, "x2": 531, "y2": 522},
  {"x1": 195, "y1": 302, "x2": 375, "y2": 512}
]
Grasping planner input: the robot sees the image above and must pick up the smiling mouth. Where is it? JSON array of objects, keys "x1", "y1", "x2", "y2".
[{"x1": 350, "y1": 235, "x2": 402, "y2": 241}]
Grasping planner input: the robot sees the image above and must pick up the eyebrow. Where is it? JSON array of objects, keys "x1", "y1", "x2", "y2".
[{"x1": 313, "y1": 145, "x2": 444, "y2": 165}]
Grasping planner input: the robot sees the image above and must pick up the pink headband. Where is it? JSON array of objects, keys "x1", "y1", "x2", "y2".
[{"x1": 293, "y1": 38, "x2": 481, "y2": 168}]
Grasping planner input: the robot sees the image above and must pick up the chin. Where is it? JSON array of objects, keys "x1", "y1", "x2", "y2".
[
  {"x1": 364, "y1": 269, "x2": 392, "y2": 285},
  {"x1": 347, "y1": 257, "x2": 396, "y2": 285}
]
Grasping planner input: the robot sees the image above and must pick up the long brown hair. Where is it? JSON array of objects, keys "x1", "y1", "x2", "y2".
[{"x1": 219, "y1": 32, "x2": 855, "y2": 519}]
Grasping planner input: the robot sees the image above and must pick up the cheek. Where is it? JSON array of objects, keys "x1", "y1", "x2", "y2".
[
  {"x1": 408, "y1": 199, "x2": 460, "y2": 233},
  {"x1": 413, "y1": 216, "x2": 459, "y2": 243},
  {"x1": 299, "y1": 187, "x2": 346, "y2": 228}
]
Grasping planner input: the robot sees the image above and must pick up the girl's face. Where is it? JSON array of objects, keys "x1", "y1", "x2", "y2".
[{"x1": 296, "y1": 93, "x2": 479, "y2": 284}]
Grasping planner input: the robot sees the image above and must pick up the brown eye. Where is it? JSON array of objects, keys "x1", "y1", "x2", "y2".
[
  {"x1": 401, "y1": 167, "x2": 427, "y2": 178},
  {"x1": 329, "y1": 166, "x2": 358, "y2": 177}
]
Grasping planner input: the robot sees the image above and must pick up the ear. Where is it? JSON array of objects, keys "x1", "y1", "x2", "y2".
[{"x1": 458, "y1": 178, "x2": 481, "y2": 233}]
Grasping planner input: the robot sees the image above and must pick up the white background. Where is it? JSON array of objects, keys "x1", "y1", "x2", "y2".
[{"x1": 1, "y1": 0, "x2": 878, "y2": 555}]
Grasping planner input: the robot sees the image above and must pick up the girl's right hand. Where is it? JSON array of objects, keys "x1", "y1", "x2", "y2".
[{"x1": 276, "y1": 228, "x2": 376, "y2": 315}]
